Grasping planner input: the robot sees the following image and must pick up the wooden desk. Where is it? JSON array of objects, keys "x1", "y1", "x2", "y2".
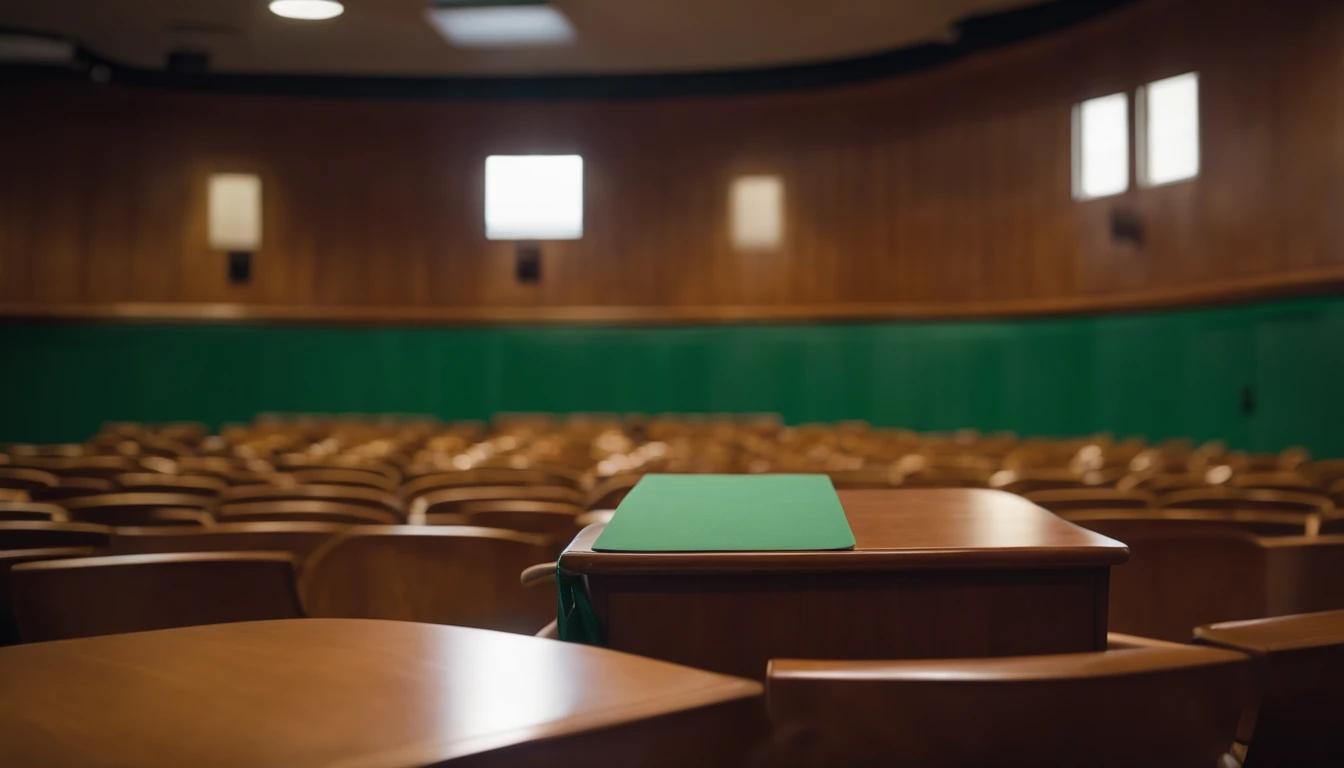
[
  {"x1": 562, "y1": 488, "x2": 1129, "y2": 679},
  {"x1": 0, "y1": 619, "x2": 764, "y2": 768}
]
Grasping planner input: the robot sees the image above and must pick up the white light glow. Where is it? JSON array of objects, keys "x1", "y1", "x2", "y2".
[
  {"x1": 1073, "y1": 93, "x2": 1129, "y2": 200},
  {"x1": 1140, "y1": 72, "x2": 1200, "y2": 187},
  {"x1": 485, "y1": 155, "x2": 583, "y2": 240},
  {"x1": 269, "y1": 1, "x2": 345, "y2": 21},
  {"x1": 426, "y1": 6, "x2": 576, "y2": 47},
  {"x1": 208, "y1": 174, "x2": 262, "y2": 251},
  {"x1": 731, "y1": 176, "x2": 784, "y2": 250}
]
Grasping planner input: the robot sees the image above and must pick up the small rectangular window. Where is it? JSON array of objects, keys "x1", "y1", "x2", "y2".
[
  {"x1": 208, "y1": 173, "x2": 262, "y2": 251},
  {"x1": 1138, "y1": 72, "x2": 1199, "y2": 187},
  {"x1": 1072, "y1": 93, "x2": 1129, "y2": 200},
  {"x1": 731, "y1": 175, "x2": 784, "y2": 250},
  {"x1": 485, "y1": 155, "x2": 583, "y2": 240}
]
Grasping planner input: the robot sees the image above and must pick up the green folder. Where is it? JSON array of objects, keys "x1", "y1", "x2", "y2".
[{"x1": 591, "y1": 474, "x2": 856, "y2": 552}]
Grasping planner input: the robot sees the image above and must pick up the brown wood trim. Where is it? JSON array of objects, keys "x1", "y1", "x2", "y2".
[{"x1": 3, "y1": 266, "x2": 1343, "y2": 327}]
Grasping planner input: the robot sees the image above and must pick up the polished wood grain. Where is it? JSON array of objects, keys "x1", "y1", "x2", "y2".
[
  {"x1": 1195, "y1": 610, "x2": 1344, "y2": 768},
  {"x1": 0, "y1": 619, "x2": 765, "y2": 768},
  {"x1": 563, "y1": 489, "x2": 1125, "y2": 678},
  {"x1": 765, "y1": 647, "x2": 1248, "y2": 768},
  {"x1": 302, "y1": 526, "x2": 556, "y2": 634},
  {"x1": 10, "y1": 552, "x2": 304, "y2": 642},
  {"x1": 0, "y1": 547, "x2": 97, "y2": 646},
  {"x1": 109, "y1": 521, "x2": 347, "y2": 566},
  {"x1": 1, "y1": 0, "x2": 1341, "y2": 323},
  {"x1": 563, "y1": 489, "x2": 1129, "y2": 575}
]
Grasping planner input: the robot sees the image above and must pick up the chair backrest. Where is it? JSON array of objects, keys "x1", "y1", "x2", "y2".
[
  {"x1": 283, "y1": 468, "x2": 398, "y2": 493},
  {"x1": 0, "y1": 521, "x2": 112, "y2": 550},
  {"x1": 1158, "y1": 487, "x2": 1333, "y2": 515},
  {"x1": 0, "y1": 467, "x2": 59, "y2": 493},
  {"x1": 221, "y1": 484, "x2": 402, "y2": 516},
  {"x1": 114, "y1": 473, "x2": 227, "y2": 496},
  {"x1": 583, "y1": 473, "x2": 643, "y2": 510},
  {"x1": 1229, "y1": 472, "x2": 1320, "y2": 493},
  {"x1": 451, "y1": 500, "x2": 582, "y2": 555},
  {"x1": 1074, "y1": 518, "x2": 1268, "y2": 641},
  {"x1": 1195, "y1": 610, "x2": 1344, "y2": 768},
  {"x1": 10, "y1": 552, "x2": 304, "y2": 642},
  {"x1": 1260, "y1": 536, "x2": 1344, "y2": 617},
  {"x1": 407, "y1": 485, "x2": 583, "y2": 522},
  {"x1": 0, "y1": 489, "x2": 28, "y2": 503},
  {"x1": 218, "y1": 500, "x2": 399, "y2": 525},
  {"x1": 0, "y1": 547, "x2": 98, "y2": 645},
  {"x1": 1065, "y1": 508, "x2": 1316, "y2": 537},
  {"x1": 301, "y1": 526, "x2": 554, "y2": 634},
  {"x1": 110, "y1": 522, "x2": 347, "y2": 567},
  {"x1": 1023, "y1": 488, "x2": 1153, "y2": 513},
  {"x1": 765, "y1": 647, "x2": 1248, "y2": 768},
  {"x1": 61, "y1": 492, "x2": 217, "y2": 522},
  {"x1": 0, "y1": 502, "x2": 67, "y2": 522},
  {"x1": 28, "y1": 476, "x2": 116, "y2": 502},
  {"x1": 401, "y1": 469, "x2": 582, "y2": 503}
]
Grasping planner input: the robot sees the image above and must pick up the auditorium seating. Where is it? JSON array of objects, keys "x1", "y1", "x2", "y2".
[
  {"x1": 301, "y1": 526, "x2": 555, "y2": 634},
  {"x1": 0, "y1": 502, "x2": 67, "y2": 522},
  {"x1": 765, "y1": 644, "x2": 1248, "y2": 768},
  {"x1": 9, "y1": 552, "x2": 304, "y2": 642},
  {"x1": 0, "y1": 547, "x2": 97, "y2": 645},
  {"x1": 1195, "y1": 610, "x2": 1344, "y2": 768},
  {"x1": 110, "y1": 522, "x2": 346, "y2": 566},
  {"x1": 0, "y1": 521, "x2": 112, "y2": 550}
]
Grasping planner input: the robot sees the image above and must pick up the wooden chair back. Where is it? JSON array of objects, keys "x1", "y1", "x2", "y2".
[
  {"x1": 0, "y1": 502, "x2": 67, "y2": 522},
  {"x1": 448, "y1": 500, "x2": 582, "y2": 555},
  {"x1": 29, "y1": 476, "x2": 116, "y2": 502},
  {"x1": 1229, "y1": 472, "x2": 1320, "y2": 493},
  {"x1": 0, "y1": 467, "x2": 59, "y2": 493},
  {"x1": 1196, "y1": 610, "x2": 1344, "y2": 768},
  {"x1": 301, "y1": 526, "x2": 554, "y2": 634},
  {"x1": 765, "y1": 646, "x2": 1248, "y2": 768},
  {"x1": 0, "y1": 489, "x2": 27, "y2": 503},
  {"x1": 407, "y1": 485, "x2": 583, "y2": 523},
  {"x1": 0, "y1": 547, "x2": 97, "y2": 645},
  {"x1": 114, "y1": 473, "x2": 227, "y2": 496},
  {"x1": 1064, "y1": 508, "x2": 1316, "y2": 537},
  {"x1": 110, "y1": 522, "x2": 347, "y2": 567},
  {"x1": 401, "y1": 468, "x2": 581, "y2": 503},
  {"x1": 1158, "y1": 487, "x2": 1333, "y2": 515},
  {"x1": 1024, "y1": 488, "x2": 1154, "y2": 513},
  {"x1": 1073, "y1": 518, "x2": 1268, "y2": 641},
  {"x1": 0, "y1": 521, "x2": 112, "y2": 550},
  {"x1": 583, "y1": 474, "x2": 642, "y2": 510},
  {"x1": 60, "y1": 493, "x2": 217, "y2": 527},
  {"x1": 221, "y1": 484, "x2": 402, "y2": 517},
  {"x1": 218, "y1": 500, "x2": 398, "y2": 525},
  {"x1": 283, "y1": 468, "x2": 398, "y2": 493},
  {"x1": 10, "y1": 552, "x2": 303, "y2": 642},
  {"x1": 1260, "y1": 536, "x2": 1344, "y2": 617}
]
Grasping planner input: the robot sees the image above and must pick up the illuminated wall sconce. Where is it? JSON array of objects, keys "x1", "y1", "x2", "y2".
[
  {"x1": 208, "y1": 173, "x2": 261, "y2": 284},
  {"x1": 731, "y1": 175, "x2": 783, "y2": 250}
]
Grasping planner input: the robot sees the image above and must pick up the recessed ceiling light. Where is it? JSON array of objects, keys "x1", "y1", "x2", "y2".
[
  {"x1": 269, "y1": 0, "x2": 345, "y2": 21},
  {"x1": 426, "y1": 5, "x2": 575, "y2": 48}
]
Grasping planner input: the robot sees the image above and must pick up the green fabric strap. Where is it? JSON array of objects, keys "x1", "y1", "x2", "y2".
[{"x1": 556, "y1": 560, "x2": 604, "y2": 645}]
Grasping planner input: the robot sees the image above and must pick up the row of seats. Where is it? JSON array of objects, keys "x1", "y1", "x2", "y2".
[{"x1": 0, "y1": 524, "x2": 557, "y2": 644}]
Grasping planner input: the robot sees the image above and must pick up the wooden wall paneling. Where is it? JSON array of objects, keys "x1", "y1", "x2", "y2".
[{"x1": 0, "y1": 0, "x2": 1342, "y2": 321}]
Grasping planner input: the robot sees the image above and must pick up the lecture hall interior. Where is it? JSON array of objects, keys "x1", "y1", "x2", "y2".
[{"x1": 1, "y1": 0, "x2": 1343, "y2": 765}]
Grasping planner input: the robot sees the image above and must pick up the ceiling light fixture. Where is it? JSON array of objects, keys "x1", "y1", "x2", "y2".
[
  {"x1": 426, "y1": 2, "x2": 575, "y2": 48},
  {"x1": 269, "y1": 0, "x2": 345, "y2": 21}
]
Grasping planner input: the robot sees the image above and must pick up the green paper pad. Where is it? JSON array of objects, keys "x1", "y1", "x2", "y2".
[{"x1": 592, "y1": 474, "x2": 856, "y2": 552}]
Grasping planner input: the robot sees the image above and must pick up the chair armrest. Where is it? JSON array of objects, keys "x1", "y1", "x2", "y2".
[{"x1": 520, "y1": 561, "x2": 557, "y2": 587}]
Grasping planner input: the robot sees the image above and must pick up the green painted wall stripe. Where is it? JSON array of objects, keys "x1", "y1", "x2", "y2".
[{"x1": 3, "y1": 294, "x2": 1342, "y2": 457}]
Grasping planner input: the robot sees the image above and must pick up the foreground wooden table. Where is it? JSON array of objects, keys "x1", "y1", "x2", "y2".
[
  {"x1": 0, "y1": 619, "x2": 764, "y2": 768},
  {"x1": 562, "y1": 488, "x2": 1129, "y2": 679}
]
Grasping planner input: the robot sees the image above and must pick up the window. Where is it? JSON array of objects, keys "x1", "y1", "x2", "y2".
[
  {"x1": 484, "y1": 155, "x2": 583, "y2": 240},
  {"x1": 730, "y1": 175, "x2": 784, "y2": 250},
  {"x1": 1138, "y1": 72, "x2": 1199, "y2": 187},
  {"x1": 1072, "y1": 93, "x2": 1129, "y2": 200},
  {"x1": 208, "y1": 173, "x2": 262, "y2": 252}
]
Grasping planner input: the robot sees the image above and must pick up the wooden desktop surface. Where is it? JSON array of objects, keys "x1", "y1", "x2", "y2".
[
  {"x1": 0, "y1": 619, "x2": 764, "y2": 768},
  {"x1": 562, "y1": 488, "x2": 1130, "y2": 573}
]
